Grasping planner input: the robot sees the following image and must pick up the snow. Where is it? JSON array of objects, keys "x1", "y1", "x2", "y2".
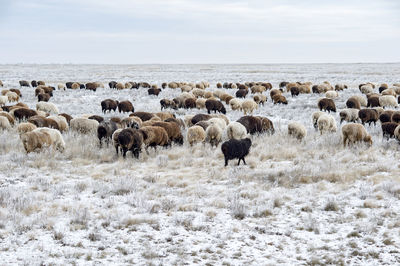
[{"x1": 0, "y1": 63, "x2": 400, "y2": 265}]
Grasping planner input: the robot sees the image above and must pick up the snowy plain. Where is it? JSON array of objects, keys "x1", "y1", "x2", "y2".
[{"x1": 0, "y1": 63, "x2": 400, "y2": 265}]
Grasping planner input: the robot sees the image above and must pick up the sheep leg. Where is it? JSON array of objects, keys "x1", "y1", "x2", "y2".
[
  {"x1": 115, "y1": 145, "x2": 119, "y2": 155},
  {"x1": 122, "y1": 148, "x2": 127, "y2": 158},
  {"x1": 224, "y1": 158, "x2": 229, "y2": 167}
]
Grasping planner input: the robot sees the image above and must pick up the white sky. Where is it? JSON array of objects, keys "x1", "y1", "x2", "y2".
[{"x1": 0, "y1": 0, "x2": 399, "y2": 63}]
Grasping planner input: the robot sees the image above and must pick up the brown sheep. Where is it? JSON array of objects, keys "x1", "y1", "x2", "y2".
[
  {"x1": 59, "y1": 113, "x2": 73, "y2": 125},
  {"x1": 224, "y1": 95, "x2": 234, "y2": 105},
  {"x1": 101, "y1": 99, "x2": 118, "y2": 113},
  {"x1": 151, "y1": 121, "x2": 183, "y2": 144},
  {"x1": 148, "y1": 88, "x2": 161, "y2": 96},
  {"x1": 253, "y1": 94, "x2": 267, "y2": 105},
  {"x1": 270, "y1": 89, "x2": 282, "y2": 99},
  {"x1": 130, "y1": 111, "x2": 154, "y2": 121},
  {"x1": 155, "y1": 112, "x2": 175, "y2": 121},
  {"x1": 13, "y1": 108, "x2": 38, "y2": 120},
  {"x1": 88, "y1": 115, "x2": 104, "y2": 123},
  {"x1": 290, "y1": 87, "x2": 300, "y2": 97},
  {"x1": 38, "y1": 93, "x2": 51, "y2": 102},
  {"x1": 0, "y1": 111, "x2": 15, "y2": 125},
  {"x1": 35, "y1": 88, "x2": 45, "y2": 96},
  {"x1": 367, "y1": 95, "x2": 380, "y2": 108},
  {"x1": 38, "y1": 81, "x2": 46, "y2": 86},
  {"x1": 391, "y1": 112, "x2": 400, "y2": 123},
  {"x1": 317, "y1": 98, "x2": 336, "y2": 112},
  {"x1": 85, "y1": 82, "x2": 98, "y2": 91},
  {"x1": 191, "y1": 114, "x2": 212, "y2": 125},
  {"x1": 195, "y1": 121, "x2": 210, "y2": 131},
  {"x1": 117, "y1": 128, "x2": 143, "y2": 158},
  {"x1": 205, "y1": 99, "x2": 226, "y2": 114},
  {"x1": 358, "y1": 109, "x2": 379, "y2": 125},
  {"x1": 272, "y1": 94, "x2": 288, "y2": 105},
  {"x1": 382, "y1": 122, "x2": 399, "y2": 139},
  {"x1": 20, "y1": 130, "x2": 52, "y2": 153},
  {"x1": 19, "y1": 80, "x2": 30, "y2": 87},
  {"x1": 346, "y1": 96, "x2": 361, "y2": 110},
  {"x1": 10, "y1": 89, "x2": 22, "y2": 97},
  {"x1": 256, "y1": 116, "x2": 275, "y2": 134},
  {"x1": 237, "y1": 116, "x2": 262, "y2": 135},
  {"x1": 118, "y1": 101, "x2": 134, "y2": 113},
  {"x1": 28, "y1": 115, "x2": 48, "y2": 128},
  {"x1": 139, "y1": 126, "x2": 169, "y2": 148},
  {"x1": 184, "y1": 98, "x2": 196, "y2": 109},
  {"x1": 342, "y1": 123, "x2": 372, "y2": 147},
  {"x1": 235, "y1": 89, "x2": 248, "y2": 98},
  {"x1": 379, "y1": 110, "x2": 394, "y2": 123},
  {"x1": 160, "y1": 99, "x2": 177, "y2": 110}
]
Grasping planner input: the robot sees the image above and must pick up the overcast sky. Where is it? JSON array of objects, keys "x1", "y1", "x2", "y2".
[{"x1": 0, "y1": 0, "x2": 399, "y2": 64}]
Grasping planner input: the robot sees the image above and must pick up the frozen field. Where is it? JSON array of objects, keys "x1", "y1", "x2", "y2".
[{"x1": 1, "y1": 63, "x2": 400, "y2": 265}]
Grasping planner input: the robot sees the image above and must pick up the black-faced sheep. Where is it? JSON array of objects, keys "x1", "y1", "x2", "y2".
[
  {"x1": 318, "y1": 98, "x2": 336, "y2": 112},
  {"x1": 118, "y1": 101, "x2": 134, "y2": 113},
  {"x1": 117, "y1": 128, "x2": 143, "y2": 158},
  {"x1": 342, "y1": 123, "x2": 372, "y2": 147},
  {"x1": 205, "y1": 99, "x2": 226, "y2": 114},
  {"x1": 221, "y1": 138, "x2": 252, "y2": 166},
  {"x1": 358, "y1": 109, "x2": 379, "y2": 125}
]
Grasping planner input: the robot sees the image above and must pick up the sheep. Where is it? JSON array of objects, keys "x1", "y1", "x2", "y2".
[
  {"x1": 160, "y1": 99, "x2": 178, "y2": 110},
  {"x1": 71, "y1": 82, "x2": 80, "y2": 89},
  {"x1": 205, "y1": 99, "x2": 226, "y2": 114},
  {"x1": 318, "y1": 98, "x2": 336, "y2": 112},
  {"x1": 20, "y1": 130, "x2": 52, "y2": 153},
  {"x1": 36, "y1": 127, "x2": 65, "y2": 152},
  {"x1": 148, "y1": 88, "x2": 161, "y2": 96},
  {"x1": 205, "y1": 124, "x2": 223, "y2": 147},
  {"x1": 38, "y1": 81, "x2": 46, "y2": 86},
  {"x1": 6, "y1": 91, "x2": 19, "y2": 102},
  {"x1": 186, "y1": 125, "x2": 206, "y2": 146},
  {"x1": 241, "y1": 99, "x2": 258, "y2": 115},
  {"x1": 342, "y1": 123, "x2": 372, "y2": 147},
  {"x1": 346, "y1": 96, "x2": 361, "y2": 110},
  {"x1": 97, "y1": 121, "x2": 119, "y2": 147},
  {"x1": 226, "y1": 121, "x2": 248, "y2": 140},
  {"x1": 270, "y1": 89, "x2": 282, "y2": 99},
  {"x1": 253, "y1": 94, "x2": 267, "y2": 105},
  {"x1": 367, "y1": 95, "x2": 380, "y2": 108},
  {"x1": 59, "y1": 113, "x2": 73, "y2": 125},
  {"x1": 353, "y1": 95, "x2": 368, "y2": 107},
  {"x1": 339, "y1": 108, "x2": 359, "y2": 124},
  {"x1": 12, "y1": 108, "x2": 38, "y2": 120},
  {"x1": 168, "y1": 82, "x2": 178, "y2": 89},
  {"x1": 325, "y1": 90, "x2": 338, "y2": 99},
  {"x1": 28, "y1": 115, "x2": 49, "y2": 128},
  {"x1": 379, "y1": 95, "x2": 398, "y2": 108},
  {"x1": 116, "y1": 82, "x2": 125, "y2": 90},
  {"x1": 237, "y1": 116, "x2": 263, "y2": 135},
  {"x1": 229, "y1": 98, "x2": 242, "y2": 111},
  {"x1": 382, "y1": 88, "x2": 396, "y2": 97},
  {"x1": 117, "y1": 128, "x2": 144, "y2": 158},
  {"x1": 88, "y1": 115, "x2": 104, "y2": 123},
  {"x1": 19, "y1": 80, "x2": 30, "y2": 87},
  {"x1": 151, "y1": 121, "x2": 183, "y2": 145},
  {"x1": 0, "y1": 80, "x2": 3, "y2": 87},
  {"x1": 379, "y1": 110, "x2": 394, "y2": 123},
  {"x1": 17, "y1": 122, "x2": 37, "y2": 135},
  {"x1": 288, "y1": 122, "x2": 307, "y2": 140},
  {"x1": 195, "y1": 98, "x2": 206, "y2": 110},
  {"x1": 118, "y1": 101, "x2": 134, "y2": 113},
  {"x1": 124, "y1": 82, "x2": 132, "y2": 89},
  {"x1": 221, "y1": 138, "x2": 252, "y2": 166},
  {"x1": 379, "y1": 83, "x2": 389, "y2": 93},
  {"x1": 317, "y1": 114, "x2": 337, "y2": 134},
  {"x1": 208, "y1": 117, "x2": 227, "y2": 131},
  {"x1": 131, "y1": 111, "x2": 154, "y2": 122},
  {"x1": 57, "y1": 83, "x2": 65, "y2": 90},
  {"x1": 358, "y1": 109, "x2": 379, "y2": 126},
  {"x1": 38, "y1": 93, "x2": 51, "y2": 102},
  {"x1": 311, "y1": 111, "x2": 325, "y2": 129},
  {"x1": 394, "y1": 125, "x2": 400, "y2": 142},
  {"x1": 195, "y1": 121, "x2": 210, "y2": 131},
  {"x1": 391, "y1": 112, "x2": 400, "y2": 123},
  {"x1": 0, "y1": 116, "x2": 11, "y2": 130},
  {"x1": 70, "y1": 118, "x2": 99, "y2": 134},
  {"x1": 272, "y1": 94, "x2": 288, "y2": 105},
  {"x1": 360, "y1": 84, "x2": 374, "y2": 94},
  {"x1": 139, "y1": 126, "x2": 169, "y2": 148},
  {"x1": 36, "y1": 102, "x2": 59, "y2": 114},
  {"x1": 10, "y1": 89, "x2": 21, "y2": 97},
  {"x1": 112, "y1": 128, "x2": 124, "y2": 154},
  {"x1": 184, "y1": 98, "x2": 196, "y2": 109},
  {"x1": 381, "y1": 122, "x2": 399, "y2": 140},
  {"x1": 335, "y1": 84, "x2": 347, "y2": 91},
  {"x1": 251, "y1": 85, "x2": 266, "y2": 94},
  {"x1": 289, "y1": 86, "x2": 299, "y2": 97},
  {"x1": 0, "y1": 111, "x2": 15, "y2": 125},
  {"x1": 154, "y1": 112, "x2": 174, "y2": 121},
  {"x1": 47, "y1": 115, "x2": 69, "y2": 132},
  {"x1": 0, "y1": 95, "x2": 7, "y2": 106},
  {"x1": 101, "y1": 99, "x2": 118, "y2": 113},
  {"x1": 121, "y1": 117, "x2": 141, "y2": 129},
  {"x1": 236, "y1": 89, "x2": 248, "y2": 98}
]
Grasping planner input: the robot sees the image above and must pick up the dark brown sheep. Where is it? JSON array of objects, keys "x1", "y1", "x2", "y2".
[
  {"x1": 290, "y1": 87, "x2": 299, "y2": 97},
  {"x1": 382, "y1": 122, "x2": 399, "y2": 139},
  {"x1": 272, "y1": 94, "x2": 288, "y2": 105},
  {"x1": 236, "y1": 89, "x2": 248, "y2": 98},
  {"x1": 391, "y1": 112, "x2": 400, "y2": 123},
  {"x1": 117, "y1": 128, "x2": 143, "y2": 158},
  {"x1": 160, "y1": 99, "x2": 177, "y2": 110},
  {"x1": 28, "y1": 115, "x2": 47, "y2": 128},
  {"x1": 101, "y1": 99, "x2": 118, "y2": 113},
  {"x1": 346, "y1": 97, "x2": 361, "y2": 110},
  {"x1": 118, "y1": 100, "x2": 134, "y2": 113},
  {"x1": 195, "y1": 121, "x2": 210, "y2": 131},
  {"x1": 88, "y1": 115, "x2": 104, "y2": 123},
  {"x1": 139, "y1": 126, "x2": 169, "y2": 148},
  {"x1": 85, "y1": 82, "x2": 97, "y2": 91},
  {"x1": 98, "y1": 121, "x2": 119, "y2": 147},
  {"x1": 66, "y1": 82, "x2": 73, "y2": 89},
  {"x1": 59, "y1": 113, "x2": 73, "y2": 125},
  {"x1": 317, "y1": 98, "x2": 336, "y2": 112},
  {"x1": 224, "y1": 95, "x2": 234, "y2": 105},
  {"x1": 367, "y1": 95, "x2": 380, "y2": 108},
  {"x1": 216, "y1": 82, "x2": 222, "y2": 88},
  {"x1": 130, "y1": 111, "x2": 154, "y2": 122},
  {"x1": 279, "y1": 82, "x2": 288, "y2": 89},
  {"x1": 312, "y1": 85, "x2": 319, "y2": 93},
  {"x1": 151, "y1": 121, "x2": 183, "y2": 144},
  {"x1": 109, "y1": 81, "x2": 117, "y2": 89},
  {"x1": 172, "y1": 97, "x2": 185, "y2": 108},
  {"x1": 13, "y1": 108, "x2": 37, "y2": 120},
  {"x1": 31, "y1": 80, "x2": 38, "y2": 87},
  {"x1": 148, "y1": 88, "x2": 161, "y2": 96},
  {"x1": 191, "y1": 114, "x2": 212, "y2": 125},
  {"x1": 205, "y1": 99, "x2": 226, "y2": 114},
  {"x1": 358, "y1": 109, "x2": 379, "y2": 125},
  {"x1": 238, "y1": 84, "x2": 248, "y2": 90},
  {"x1": 379, "y1": 111, "x2": 394, "y2": 123},
  {"x1": 256, "y1": 116, "x2": 275, "y2": 134},
  {"x1": 161, "y1": 82, "x2": 167, "y2": 89},
  {"x1": 237, "y1": 116, "x2": 262, "y2": 135},
  {"x1": 19, "y1": 80, "x2": 30, "y2": 87},
  {"x1": 164, "y1": 117, "x2": 185, "y2": 129},
  {"x1": 184, "y1": 98, "x2": 196, "y2": 109},
  {"x1": 270, "y1": 89, "x2": 282, "y2": 99},
  {"x1": 221, "y1": 138, "x2": 252, "y2": 166},
  {"x1": 110, "y1": 117, "x2": 122, "y2": 124},
  {"x1": 38, "y1": 93, "x2": 51, "y2": 102}
]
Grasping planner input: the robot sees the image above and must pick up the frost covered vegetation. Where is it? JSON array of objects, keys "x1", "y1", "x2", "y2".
[{"x1": 0, "y1": 64, "x2": 400, "y2": 264}]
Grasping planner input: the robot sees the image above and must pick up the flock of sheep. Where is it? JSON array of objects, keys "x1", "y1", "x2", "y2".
[{"x1": 1, "y1": 79, "x2": 400, "y2": 166}]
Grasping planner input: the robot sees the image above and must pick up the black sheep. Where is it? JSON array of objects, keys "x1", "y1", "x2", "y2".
[
  {"x1": 221, "y1": 138, "x2": 252, "y2": 167},
  {"x1": 117, "y1": 128, "x2": 143, "y2": 158},
  {"x1": 205, "y1": 99, "x2": 226, "y2": 114}
]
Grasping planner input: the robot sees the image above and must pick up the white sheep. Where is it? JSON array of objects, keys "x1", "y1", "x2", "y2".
[
  {"x1": 208, "y1": 117, "x2": 226, "y2": 130},
  {"x1": 382, "y1": 88, "x2": 396, "y2": 97},
  {"x1": 229, "y1": 98, "x2": 242, "y2": 111},
  {"x1": 6, "y1": 91, "x2": 19, "y2": 102},
  {"x1": 196, "y1": 98, "x2": 206, "y2": 109},
  {"x1": 205, "y1": 124, "x2": 223, "y2": 147},
  {"x1": 288, "y1": 122, "x2": 307, "y2": 140},
  {"x1": 112, "y1": 128, "x2": 124, "y2": 154},
  {"x1": 379, "y1": 95, "x2": 398, "y2": 108},
  {"x1": 241, "y1": 99, "x2": 258, "y2": 115},
  {"x1": 192, "y1": 88, "x2": 205, "y2": 98},
  {"x1": 36, "y1": 127, "x2": 65, "y2": 151},
  {"x1": 317, "y1": 114, "x2": 337, "y2": 134},
  {"x1": 339, "y1": 108, "x2": 359, "y2": 124},
  {"x1": 70, "y1": 118, "x2": 99, "y2": 134},
  {"x1": 0, "y1": 116, "x2": 11, "y2": 130},
  {"x1": 0, "y1": 95, "x2": 8, "y2": 106},
  {"x1": 187, "y1": 125, "x2": 206, "y2": 145},
  {"x1": 57, "y1": 83, "x2": 65, "y2": 90},
  {"x1": 36, "y1": 102, "x2": 59, "y2": 114},
  {"x1": 312, "y1": 111, "x2": 325, "y2": 129},
  {"x1": 360, "y1": 84, "x2": 374, "y2": 94},
  {"x1": 342, "y1": 123, "x2": 372, "y2": 147},
  {"x1": 226, "y1": 121, "x2": 248, "y2": 140},
  {"x1": 325, "y1": 90, "x2": 338, "y2": 99}
]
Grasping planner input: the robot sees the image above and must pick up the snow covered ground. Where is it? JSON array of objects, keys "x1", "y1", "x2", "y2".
[{"x1": 0, "y1": 63, "x2": 400, "y2": 265}]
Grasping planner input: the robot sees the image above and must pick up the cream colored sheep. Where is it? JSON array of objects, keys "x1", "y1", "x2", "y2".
[
  {"x1": 226, "y1": 121, "x2": 247, "y2": 140},
  {"x1": 288, "y1": 122, "x2": 307, "y2": 140},
  {"x1": 0, "y1": 111, "x2": 15, "y2": 125},
  {"x1": 360, "y1": 84, "x2": 374, "y2": 94},
  {"x1": 241, "y1": 99, "x2": 258, "y2": 115},
  {"x1": 187, "y1": 125, "x2": 206, "y2": 145},
  {"x1": 116, "y1": 82, "x2": 125, "y2": 90},
  {"x1": 36, "y1": 102, "x2": 59, "y2": 114},
  {"x1": 394, "y1": 125, "x2": 400, "y2": 142},
  {"x1": 325, "y1": 90, "x2": 338, "y2": 99},
  {"x1": 17, "y1": 122, "x2": 37, "y2": 135},
  {"x1": 312, "y1": 111, "x2": 325, "y2": 129},
  {"x1": 342, "y1": 123, "x2": 372, "y2": 147},
  {"x1": 36, "y1": 127, "x2": 65, "y2": 151},
  {"x1": 229, "y1": 98, "x2": 242, "y2": 111},
  {"x1": 352, "y1": 95, "x2": 367, "y2": 107},
  {"x1": 57, "y1": 83, "x2": 65, "y2": 90},
  {"x1": 192, "y1": 88, "x2": 205, "y2": 98},
  {"x1": 208, "y1": 117, "x2": 226, "y2": 130},
  {"x1": 70, "y1": 118, "x2": 99, "y2": 134},
  {"x1": 20, "y1": 130, "x2": 53, "y2": 153},
  {"x1": 6, "y1": 91, "x2": 19, "y2": 102},
  {"x1": 382, "y1": 88, "x2": 396, "y2": 96},
  {"x1": 317, "y1": 114, "x2": 337, "y2": 134},
  {"x1": 379, "y1": 95, "x2": 398, "y2": 108},
  {"x1": 184, "y1": 115, "x2": 195, "y2": 127},
  {"x1": 253, "y1": 94, "x2": 267, "y2": 105},
  {"x1": 124, "y1": 82, "x2": 133, "y2": 89},
  {"x1": 0, "y1": 95, "x2": 7, "y2": 106},
  {"x1": 71, "y1": 82, "x2": 80, "y2": 89},
  {"x1": 196, "y1": 98, "x2": 207, "y2": 109},
  {"x1": 339, "y1": 108, "x2": 359, "y2": 124},
  {"x1": 205, "y1": 124, "x2": 223, "y2": 147},
  {"x1": 0, "y1": 116, "x2": 11, "y2": 130}
]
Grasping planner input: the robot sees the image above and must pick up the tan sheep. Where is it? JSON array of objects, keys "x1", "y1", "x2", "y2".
[
  {"x1": 0, "y1": 111, "x2": 15, "y2": 125},
  {"x1": 288, "y1": 122, "x2": 307, "y2": 140},
  {"x1": 0, "y1": 116, "x2": 11, "y2": 130},
  {"x1": 196, "y1": 98, "x2": 207, "y2": 109},
  {"x1": 241, "y1": 99, "x2": 258, "y2": 115},
  {"x1": 17, "y1": 122, "x2": 37, "y2": 135},
  {"x1": 229, "y1": 98, "x2": 242, "y2": 111},
  {"x1": 186, "y1": 125, "x2": 206, "y2": 146},
  {"x1": 6, "y1": 91, "x2": 19, "y2": 102},
  {"x1": 20, "y1": 130, "x2": 53, "y2": 153},
  {"x1": 342, "y1": 123, "x2": 372, "y2": 147}
]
